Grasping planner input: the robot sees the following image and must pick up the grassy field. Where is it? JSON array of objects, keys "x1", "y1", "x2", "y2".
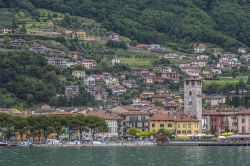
[
  {"x1": 203, "y1": 76, "x2": 247, "y2": 88},
  {"x1": 119, "y1": 57, "x2": 156, "y2": 67}
]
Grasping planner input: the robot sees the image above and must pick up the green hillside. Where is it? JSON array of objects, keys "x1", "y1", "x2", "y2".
[{"x1": 0, "y1": 0, "x2": 249, "y2": 50}]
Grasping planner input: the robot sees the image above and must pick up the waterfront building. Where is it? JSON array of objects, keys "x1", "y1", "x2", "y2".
[
  {"x1": 149, "y1": 113, "x2": 199, "y2": 136},
  {"x1": 237, "y1": 110, "x2": 250, "y2": 134},
  {"x1": 86, "y1": 111, "x2": 122, "y2": 137}
]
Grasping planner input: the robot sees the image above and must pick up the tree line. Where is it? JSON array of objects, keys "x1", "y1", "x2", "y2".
[{"x1": 0, "y1": 113, "x2": 107, "y2": 142}]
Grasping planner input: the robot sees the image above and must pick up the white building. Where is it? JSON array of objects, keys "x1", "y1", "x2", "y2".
[
  {"x1": 111, "y1": 58, "x2": 120, "y2": 65},
  {"x1": 85, "y1": 76, "x2": 96, "y2": 87}
]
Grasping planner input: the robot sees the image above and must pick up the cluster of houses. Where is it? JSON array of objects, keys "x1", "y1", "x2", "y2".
[{"x1": 3, "y1": 104, "x2": 250, "y2": 139}]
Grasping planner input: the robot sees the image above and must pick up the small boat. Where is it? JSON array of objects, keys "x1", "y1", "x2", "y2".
[
  {"x1": 17, "y1": 141, "x2": 32, "y2": 147},
  {"x1": 0, "y1": 142, "x2": 8, "y2": 147}
]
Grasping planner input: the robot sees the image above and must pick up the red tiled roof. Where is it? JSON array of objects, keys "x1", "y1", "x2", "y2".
[
  {"x1": 150, "y1": 113, "x2": 198, "y2": 122},
  {"x1": 86, "y1": 111, "x2": 122, "y2": 120}
]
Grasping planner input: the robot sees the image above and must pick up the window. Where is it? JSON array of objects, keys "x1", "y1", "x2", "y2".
[
  {"x1": 242, "y1": 118, "x2": 245, "y2": 123},
  {"x1": 189, "y1": 91, "x2": 192, "y2": 95},
  {"x1": 182, "y1": 130, "x2": 186, "y2": 134},
  {"x1": 188, "y1": 123, "x2": 191, "y2": 128},
  {"x1": 178, "y1": 124, "x2": 180, "y2": 128},
  {"x1": 187, "y1": 130, "x2": 192, "y2": 134},
  {"x1": 183, "y1": 124, "x2": 186, "y2": 128},
  {"x1": 152, "y1": 123, "x2": 155, "y2": 128},
  {"x1": 177, "y1": 130, "x2": 181, "y2": 134},
  {"x1": 168, "y1": 124, "x2": 172, "y2": 127},
  {"x1": 192, "y1": 81, "x2": 195, "y2": 86},
  {"x1": 160, "y1": 124, "x2": 164, "y2": 128},
  {"x1": 186, "y1": 81, "x2": 189, "y2": 85},
  {"x1": 242, "y1": 126, "x2": 245, "y2": 133}
]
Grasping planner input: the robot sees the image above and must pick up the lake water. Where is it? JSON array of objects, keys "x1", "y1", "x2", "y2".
[{"x1": 0, "y1": 146, "x2": 250, "y2": 166}]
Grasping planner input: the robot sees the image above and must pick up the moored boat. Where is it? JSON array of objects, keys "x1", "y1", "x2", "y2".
[
  {"x1": 17, "y1": 141, "x2": 32, "y2": 147},
  {"x1": 0, "y1": 142, "x2": 8, "y2": 147}
]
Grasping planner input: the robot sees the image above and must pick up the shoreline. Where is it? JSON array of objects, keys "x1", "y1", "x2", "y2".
[{"x1": 10, "y1": 142, "x2": 250, "y2": 147}]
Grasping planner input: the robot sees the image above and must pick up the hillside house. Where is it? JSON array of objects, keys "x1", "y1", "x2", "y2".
[
  {"x1": 108, "y1": 33, "x2": 120, "y2": 41},
  {"x1": 193, "y1": 43, "x2": 207, "y2": 53},
  {"x1": 204, "y1": 95, "x2": 226, "y2": 107},
  {"x1": 56, "y1": 27, "x2": 73, "y2": 36},
  {"x1": 72, "y1": 71, "x2": 85, "y2": 79},
  {"x1": 197, "y1": 55, "x2": 209, "y2": 61},
  {"x1": 149, "y1": 44, "x2": 166, "y2": 52},
  {"x1": 161, "y1": 72, "x2": 179, "y2": 82},
  {"x1": 181, "y1": 67, "x2": 200, "y2": 76},
  {"x1": 85, "y1": 76, "x2": 96, "y2": 87},
  {"x1": 111, "y1": 58, "x2": 120, "y2": 65},
  {"x1": 68, "y1": 51, "x2": 80, "y2": 60},
  {"x1": 104, "y1": 77, "x2": 119, "y2": 86},
  {"x1": 10, "y1": 39, "x2": 26, "y2": 47},
  {"x1": 47, "y1": 57, "x2": 67, "y2": 68},
  {"x1": 30, "y1": 44, "x2": 50, "y2": 54},
  {"x1": 153, "y1": 77, "x2": 165, "y2": 84},
  {"x1": 65, "y1": 86, "x2": 80, "y2": 97},
  {"x1": 191, "y1": 61, "x2": 206, "y2": 68},
  {"x1": 139, "y1": 68, "x2": 150, "y2": 76},
  {"x1": 110, "y1": 85, "x2": 126, "y2": 95},
  {"x1": 202, "y1": 69, "x2": 212, "y2": 78},
  {"x1": 163, "y1": 53, "x2": 182, "y2": 60},
  {"x1": 122, "y1": 80, "x2": 138, "y2": 88},
  {"x1": 238, "y1": 47, "x2": 247, "y2": 54},
  {"x1": 76, "y1": 31, "x2": 87, "y2": 40},
  {"x1": 0, "y1": 26, "x2": 12, "y2": 34},
  {"x1": 82, "y1": 59, "x2": 96, "y2": 69},
  {"x1": 144, "y1": 77, "x2": 153, "y2": 84}
]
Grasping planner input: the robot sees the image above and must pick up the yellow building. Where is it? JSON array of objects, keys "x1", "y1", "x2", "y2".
[
  {"x1": 149, "y1": 114, "x2": 199, "y2": 136},
  {"x1": 76, "y1": 31, "x2": 87, "y2": 40}
]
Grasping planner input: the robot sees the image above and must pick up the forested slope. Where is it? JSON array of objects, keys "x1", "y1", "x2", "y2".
[{"x1": 0, "y1": 0, "x2": 249, "y2": 49}]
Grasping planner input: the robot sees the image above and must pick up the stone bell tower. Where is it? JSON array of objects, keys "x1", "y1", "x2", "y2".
[{"x1": 184, "y1": 77, "x2": 202, "y2": 133}]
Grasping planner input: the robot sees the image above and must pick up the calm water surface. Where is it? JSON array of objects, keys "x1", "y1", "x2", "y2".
[{"x1": 0, "y1": 146, "x2": 250, "y2": 166}]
